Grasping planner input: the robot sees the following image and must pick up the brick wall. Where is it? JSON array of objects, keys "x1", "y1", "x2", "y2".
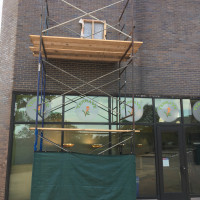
[
  {"x1": 0, "y1": 0, "x2": 18, "y2": 199},
  {"x1": 132, "y1": 0, "x2": 200, "y2": 97},
  {"x1": 12, "y1": 0, "x2": 200, "y2": 97},
  {"x1": 13, "y1": 0, "x2": 122, "y2": 95}
]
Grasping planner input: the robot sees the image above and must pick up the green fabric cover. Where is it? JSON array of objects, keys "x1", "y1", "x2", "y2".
[{"x1": 31, "y1": 152, "x2": 136, "y2": 200}]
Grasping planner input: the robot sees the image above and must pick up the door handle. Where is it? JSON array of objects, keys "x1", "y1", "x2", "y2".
[{"x1": 181, "y1": 166, "x2": 187, "y2": 171}]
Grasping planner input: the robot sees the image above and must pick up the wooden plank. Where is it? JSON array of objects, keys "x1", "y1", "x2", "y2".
[
  {"x1": 29, "y1": 127, "x2": 140, "y2": 133},
  {"x1": 29, "y1": 47, "x2": 131, "y2": 58},
  {"x1": 30, "y1": 35, "x2": 143, "y2": 46},
  {"x1": 32, "y1": 40, "x2": 141, "y2": 53},
  {"x1": 30, "y1": 37, "x2": 142, "y2": 53},
  {"x1": 31, "y1": 41, "x2": 140, "y2": 54},
  {"x1": 29, "y1": 35, "x2": 143, "y2": 61},
  {"x1": 32, "y1": 53, "x2": 125, "y2": 62},
  {"x1": 32, "y1": 43, "x2": 139, "y2": 54},
  {"x1": 29, "y1": 35, "x2": 143, "y2": 52}
]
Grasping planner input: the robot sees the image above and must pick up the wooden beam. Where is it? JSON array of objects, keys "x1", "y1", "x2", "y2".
[
  {"x1": 29, "y1": 127, "x2": 140, "y2": 133},
  {"x1": 32, "y1": 53, "x2": 125, "y2": 62},
  {"x1": 32, "y1": 43, "x2": 139, "y2": 54},
  {"x1": 30, "y1": 35, "x2": 143, "y2": 46},
  {"x1": 29, "y1": 47, "x2": 131, "y2": 58},
  {"x1": 29, "y1": 35, "x2": 143, "y2": 61},
  {"x1": 29, "y1": 35, "x2": 143, "y2": 53},
  {"x1": 31, "y1": 41, "x2": 141, "y2": 54}
]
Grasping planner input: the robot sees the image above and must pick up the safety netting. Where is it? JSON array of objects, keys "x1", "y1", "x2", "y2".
[{"x1": 31, "y1": 152, "x2": 136, "y2": 200}]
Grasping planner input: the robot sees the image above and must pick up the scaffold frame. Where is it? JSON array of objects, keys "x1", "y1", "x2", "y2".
[{"x1": 31, "y1": 0, "x2": 143, "y2": 155}]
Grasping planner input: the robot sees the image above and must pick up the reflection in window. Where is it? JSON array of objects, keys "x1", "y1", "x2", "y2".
[
  {"x1": 155, "y1": 99, "x2": 181, "y2": 123},
  {"x1": 116, "y1": 97, "x2": 153, "y2": 123},
  {"x1": 15, "y1": 95, "x2": 34, "y2": 122},
  {"x1": 15, "y1": 95, "x2": 62, "y2": 123},
  {"x1": 9, "y1": 125, "x2": 34, "y2": 200},
  {"x1": 64, "y1": 96, "x2": 109, "y2": 123},
  {"x1": 111, "y1": 125, "x2": 156, "y2": 197},
  {"x1": 185, "y1": 127, "x2": 200, "y2": 195},
  {"x1": 183, "y1": 99, "x2": 200, "y2": 124},
  {"x1": 44, "y1": 96, "x2": 62, "y2": 122},
  {"x1": 9, "y1": 123, "x2": 62, "y2": 200},
  {"x1": 161, "y1": 130, "x2": 181, "y2": 193},
  {"x1": 42, "y1": 124, "x2": 62, "y2": 152},
  {"x1": 63, "y1": 124, "x2": 109, "y2": 155}
]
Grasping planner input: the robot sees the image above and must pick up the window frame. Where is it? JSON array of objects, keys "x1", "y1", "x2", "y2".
[{"x1": 80, "y1": 19, "x2": 106, "y2": 40}]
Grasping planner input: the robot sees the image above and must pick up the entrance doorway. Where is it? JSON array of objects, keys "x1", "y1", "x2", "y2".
[{"x1": 157, "y1": 126, "x2": 189, "y2": 200}]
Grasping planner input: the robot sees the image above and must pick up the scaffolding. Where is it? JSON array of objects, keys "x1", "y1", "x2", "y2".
[{"x1": 29, "y1": 0, "x2": 143, "y2": 155}]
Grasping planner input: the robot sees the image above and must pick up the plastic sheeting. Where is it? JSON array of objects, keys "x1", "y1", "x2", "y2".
[{"x1": 31, "y1": 152, "x2": 136, "y2": 200}]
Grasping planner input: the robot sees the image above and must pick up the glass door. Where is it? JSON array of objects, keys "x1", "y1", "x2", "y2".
[{"x1": 157, "y1": 126, "x2": 189, "y2": 200}]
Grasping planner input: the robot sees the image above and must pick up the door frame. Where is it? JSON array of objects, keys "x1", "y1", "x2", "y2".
[{"x1": 156, "y1": 125, "x2": 189, "y2": 200}]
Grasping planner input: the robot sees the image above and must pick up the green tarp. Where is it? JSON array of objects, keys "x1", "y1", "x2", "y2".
[{"x1": 31, "y1": 152, "x2": 136, "y2": 200}]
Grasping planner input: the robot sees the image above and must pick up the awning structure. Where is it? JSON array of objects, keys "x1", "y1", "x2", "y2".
[{"x1": 29, "y1": 35, "x2": 143, "y2": 62}]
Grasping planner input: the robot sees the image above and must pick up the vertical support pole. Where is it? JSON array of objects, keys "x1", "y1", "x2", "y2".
[
  {"x1": 40, "y1": 62, "x2": 46, "y2": 151},
  {"x1": 125, "y1": 68, "x2": 127, "y2": 116},
  {"x1": 34, "y1": 11, "x2": 43, "y2": 152},
  {"x1": 131, "y1": 0, "x2": 135, "y2": 154},
  {"x1": 118, "y1": 60, "x2": 123, "y2": 155},
  {"x1": 40, "y1": 61, "x2": 44, "y2": 117},
  {"x1": 108, "y1": 97, "x2": 112, "y2": 155},
  {"x1": 40, "y1": 1, "x2": 46, "y2": 151},
  {"x1": 34, "y1": 55, "x2": 41, "y2": 152},
  {"x1": 45, "y1": 0, "x2": 49, "y2": 35},
  {"x1": 61, "y1": 95, "x2": 65, "y2": 151}
]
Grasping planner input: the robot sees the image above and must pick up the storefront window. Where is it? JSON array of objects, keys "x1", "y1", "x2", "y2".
[
  {"x1": 12, "y1": 94, "x2": 200, "y2": 199},
  {"x1": 15, "y1": 95, "x2": 62, "y2": 123},
  {"x1": 42, "y1": 124, "x2": 62, "y2": 151},
  {"x1": 64, "y1": 96, "x2": 109, "y2": 122},
  {"x1": 15, "y1": 94, "x2": 34, "y2": 122},
  {"x1": 111, "y1": 125, "x2": 156, "y2": 197},
  {"x1": 183, "y1": 99, "x2": 200, "y2": 124},
  {"x1": 185, "y1": 126, "x2": 200, "y2": 195},
  {"x1": 9, "y1": 125, "x2": 34, "y2": 200},
  {"x1": 64, "y1": 124, "x2": 109, "y2": 155},
  {"x1": 155, "y1": 99, "x2": 181, "y2": 123},
  {"x1": 119, "y1": 97, "x2": 153, "y2": 123}
]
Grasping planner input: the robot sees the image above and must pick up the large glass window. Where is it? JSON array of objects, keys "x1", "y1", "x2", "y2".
[
  {"x1": 119, "y1": 97, "x2": 153, "y2": 123},
  {"x1": 114, "y1": 125, "x2": 157, "y2": 197},
  {"x1": 64, "y1": 124, "x2": 109, "y2": 155},
  {"x1": 9, "y1": 125, "x2": 34, "y2": 200},
  {"x1": 183, "y1": 99, "x2": 200, "y2": 124},
  {"x1": 11, "y1": 94, "x2": 200, "y2": 199},
  {"x1": 185, "y1": 126, "x2": 200, "y2": 195},
  {"x1": 64, "y1": 96, "x2": 109, "y2": 123},
  {"x1": 155, "y1": 99, "x2": 181, "y2": 123},
  {"x1": 15, "y1": 95, "x2": 62, "y2": 122}
]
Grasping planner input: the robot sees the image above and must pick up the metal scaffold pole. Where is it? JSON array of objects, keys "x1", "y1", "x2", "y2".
[
  {"x1": 131, "y1": 0, "x2": 135, "y2": 154},
  {"x1": 34, "y1": 12, "x2": 43, "y2": 152}
]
